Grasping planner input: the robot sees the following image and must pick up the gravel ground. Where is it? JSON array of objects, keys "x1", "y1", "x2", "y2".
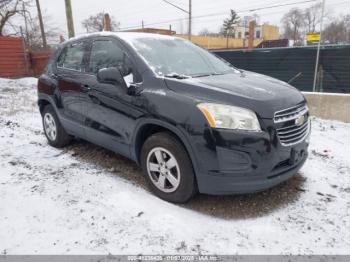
[{"x1": 0, "y1": 77, "x2": 349, "y2": 255}]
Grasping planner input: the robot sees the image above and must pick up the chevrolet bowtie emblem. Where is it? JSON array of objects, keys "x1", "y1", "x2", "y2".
[{"x1": 295, "y1": 115, "x2": 305, "y2": 126}]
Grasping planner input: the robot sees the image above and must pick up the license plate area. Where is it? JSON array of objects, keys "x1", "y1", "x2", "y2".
[{"x1": 289, "y1": 148, "x2": 306, "y2": 165}]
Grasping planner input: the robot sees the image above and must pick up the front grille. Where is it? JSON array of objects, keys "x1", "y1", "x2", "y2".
[
  {"x1": 275, "y1": 103, "x2": 310, "y2": 146},
  {"x1": 274, "y1": 104, "x2": 308, "y2": 123}
]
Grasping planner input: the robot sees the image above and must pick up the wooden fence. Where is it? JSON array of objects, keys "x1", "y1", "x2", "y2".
[
  {"x1": 29, "y1": 51, "x2": 51, "y2": 77},
  {"x1": 0, "y1": 36, "x2": 29, "y2": 78}
]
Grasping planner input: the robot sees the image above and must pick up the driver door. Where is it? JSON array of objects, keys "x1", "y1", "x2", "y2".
[{"x1": 82, "y1": 38, "x2": 144, "y2": 158}]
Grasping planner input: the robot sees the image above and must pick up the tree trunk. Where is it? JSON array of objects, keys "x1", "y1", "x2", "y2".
[
  {"x1": 0, "y1": 23, "x2": 4, "y2": 36},
  {"x1": 35, "y1": 0, "x2": 47, "y2": 49},
  {"x1": 0, "y1": 14, "x2": 9, "y2": 36},
  {"x1": 226, "y1": 32, "x2": 229, "y2": 48}
]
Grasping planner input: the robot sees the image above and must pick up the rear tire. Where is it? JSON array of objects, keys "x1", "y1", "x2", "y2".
[
  {"x1": 140, "y1": 132, "x2": 197, "y2": 203},
  {"x1": 42, "y1": 105, "x2": 71, "y2": 148}
]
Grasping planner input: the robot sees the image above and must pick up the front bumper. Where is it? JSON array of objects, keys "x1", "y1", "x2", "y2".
[
  {"x1": 198, "y1": 150, "x2": 307, "y2": 195},
  {"x1": 192, "y1": 122, "x2": 310, "y2": 195}
]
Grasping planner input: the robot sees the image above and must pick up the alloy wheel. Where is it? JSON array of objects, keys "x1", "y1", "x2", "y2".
[
  {"x1": 146, "y1": 147, "x2": 181, "y2": 193},
  {"x1": 43, "y1": 113, "x2": 57, "y2": 141}
]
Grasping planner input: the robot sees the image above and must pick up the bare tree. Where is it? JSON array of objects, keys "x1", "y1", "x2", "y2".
[
  {"x1": 198, "y1": 28, "x2": 221, "y2": 37},
  {"x1": 304, "y1": 3, "x2": 332, "y2": 33},
  {"x1": 198, "y1": 28, "x2": 210, "y2": 36},
  {"x1": 345, "y1": 14, "x2": 350, "y2": 43},
  {"x1": 3, "y1": 4, "x2": 62, "y2": 50},
  {"x1": 82, "y1": 12, "x2": 120, "y2": 33},
  {"x1": 323, "y1": 15, "x2": 350, "y2": 44},
  {"x1": 222, "y1": 9, "x2": 240, "y2": 48},
  {"x1": 25, "y1": 13, "x2": 63, "y2": 50},
  {"x1": 281, "y1": 8, "x2": 305, "y2": 45},
  {"x1": 0, "y1": 0, "x2": 28, "y2": 36},
  {"x1": 304, "y1": 3, "x2": 322, "y2": 33}
]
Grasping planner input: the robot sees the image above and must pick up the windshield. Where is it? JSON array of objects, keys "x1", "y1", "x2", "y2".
[{"x1": 131, "y1": 37, "x2": 236, "y2": 77}]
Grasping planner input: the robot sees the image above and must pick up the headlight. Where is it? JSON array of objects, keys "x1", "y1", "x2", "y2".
[{"x1": 197, "y1": 103, "x2": 261, "y2": 131}]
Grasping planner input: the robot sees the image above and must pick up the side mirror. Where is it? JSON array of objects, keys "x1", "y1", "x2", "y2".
[{"x1": 97, "y1": 67, "x2": 125, "y2": 86}]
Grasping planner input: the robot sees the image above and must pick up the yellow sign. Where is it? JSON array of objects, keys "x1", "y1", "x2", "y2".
[{"x1": 307, "y1": 33, "x2": 320, "y2": 42}]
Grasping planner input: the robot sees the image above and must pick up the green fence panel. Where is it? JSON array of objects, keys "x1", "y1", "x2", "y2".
[{"x1": 213, "y1": 45, "x2": 350, "y2": 93}]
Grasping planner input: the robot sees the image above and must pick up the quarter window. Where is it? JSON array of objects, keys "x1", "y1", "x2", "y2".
[{"x1": 57, "y1": 42, "x2": 86, "y2": 71}]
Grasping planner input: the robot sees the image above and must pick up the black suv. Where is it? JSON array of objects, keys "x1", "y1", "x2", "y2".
[{"x1": 37, "y1": 32, "x2": 310, "y2": 203}]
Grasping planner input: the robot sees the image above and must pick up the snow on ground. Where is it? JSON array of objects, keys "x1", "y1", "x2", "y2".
[{"x1": 0, "y1": 77, "x2": 349, "y2": 255}]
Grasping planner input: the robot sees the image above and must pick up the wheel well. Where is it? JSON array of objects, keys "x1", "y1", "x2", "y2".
[
  {"x1": 38, "y1": 99, "x2": 51, "y2": 115},
  {"x1": 135, "y1": 124, "x2": 190, "y2": 165}
]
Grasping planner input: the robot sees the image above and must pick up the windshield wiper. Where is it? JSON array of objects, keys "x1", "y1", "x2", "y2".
[
  {"x1": 164, "y1": 73, "x2": 190, "y2": 79},
  {"x1": 191, "y1": 73, "x2": 212, "y2": 78},
  {"x1": 192, "y1": 72, "x2": 225, "y2": 78}
]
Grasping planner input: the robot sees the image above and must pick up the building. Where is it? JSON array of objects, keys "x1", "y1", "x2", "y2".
[
  {"x1": 178, "y1": 24, "x2": 279, "y2": 50},
  {"x1": 123, "y1": 24, "x2": 279, "y2": 50}
]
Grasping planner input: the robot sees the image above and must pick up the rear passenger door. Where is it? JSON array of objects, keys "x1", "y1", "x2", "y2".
[
  {"x1": 55, "y1": 40, "x2": 90, "y2": 138},
  {"x1": 82, "y1": 38, "x2": 144, "y2": 158}
]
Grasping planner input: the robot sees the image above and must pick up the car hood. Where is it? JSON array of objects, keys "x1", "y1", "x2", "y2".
[{"x1": 164, "y1": 70, "x2": 306, "y2": 119}]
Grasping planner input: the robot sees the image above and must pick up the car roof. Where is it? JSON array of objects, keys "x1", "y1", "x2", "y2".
[{"x1": 64, "y1": 32, "x2": 180, "y2": 46}]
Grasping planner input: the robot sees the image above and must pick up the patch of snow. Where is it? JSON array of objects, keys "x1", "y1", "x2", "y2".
[
  {"x1": 0, "y1": 78, "x2": 349, "y2": 255},
  {"x1": 65, "y1": 31, "x2": 179, "y2": 46}
]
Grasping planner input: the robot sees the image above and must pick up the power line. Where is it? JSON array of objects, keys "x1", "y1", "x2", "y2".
[
  {"x1": 161, "y1": 0, "x2": 189, "y2": 14},
  {"x1": 111, "y1": 0, "x2": 292, "y2": 25},
  {"x1": 248, "y1": 0, "x2": 317, "y2": 12},
  {"x1": 161, "y1": 0, "x2": 192, "y2": 40},
  {"x1": 119, "y1": 0, "x2": 318, "y2": 30}
]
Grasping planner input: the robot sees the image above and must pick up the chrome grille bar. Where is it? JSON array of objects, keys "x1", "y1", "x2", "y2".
[
  {"x1": 274, "y1": 104, "x2": 309, "y2": 123},
  {"x1": 275, "y1": 103, "x2": 310, "y2": 146}
]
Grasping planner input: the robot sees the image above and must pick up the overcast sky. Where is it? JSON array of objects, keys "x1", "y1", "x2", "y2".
[{"x1": 31, "y1": 0, "x2": 350, "y2": 37}]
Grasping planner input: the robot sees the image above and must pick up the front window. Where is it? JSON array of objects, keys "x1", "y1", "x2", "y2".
[
  {"x1": 88, "y1": 39, "x2": 137, "y2": 85},
  {"x1": 57, "y1": 42, "x2": 86, "y2": 72},
  {"x1": 130, "y1": 37, "x2": 236, "y2": 77},
  {"x1": 89, "y1": 40, "x2": 124, "y2": 74}
]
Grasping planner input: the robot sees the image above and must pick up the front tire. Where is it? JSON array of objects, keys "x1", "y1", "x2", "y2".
[
  {"x1": 42, "y1": 105, "x2": 71, "y2": 148},
  {"x1": 140, "y1": 132, "x2": 197, "y2": 203}
]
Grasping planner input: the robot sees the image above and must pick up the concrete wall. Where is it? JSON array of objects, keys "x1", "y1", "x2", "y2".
[{"x1": 303, "y1": 92, "x2": 350, "y2": 123}]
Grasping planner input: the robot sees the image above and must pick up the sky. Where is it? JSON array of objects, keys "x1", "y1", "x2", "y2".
[{"x1": 26, "y1": 0, "x2": 350, "y2": 39}]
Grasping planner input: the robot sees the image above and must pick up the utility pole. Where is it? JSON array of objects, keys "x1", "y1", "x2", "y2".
[
  {"x1": 104, "y1": 13, "x2": 112, "y2": 31},
  {"x1": 188, "y1": 0, "x2": 192, "y2": 41},
  {"x1": 35, "y1": 0, "x2": 47, "y2": 49},
  {"x1": 312, "y1": 0, "x2": 326, "y2": 92},
  {"x1": 64, "y1": 0, "x2": 75, "y2": 38},
  {"x1": 248, "y1": 20, "x2": 256, "y2": 49},
  {"x1": 162, "y1": 0, "x2": 192, "y2": 40}
]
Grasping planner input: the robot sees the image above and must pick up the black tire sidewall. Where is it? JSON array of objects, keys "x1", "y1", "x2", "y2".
[{"x1": 141, "y1": 132, "x2": 197, "y2": 203}]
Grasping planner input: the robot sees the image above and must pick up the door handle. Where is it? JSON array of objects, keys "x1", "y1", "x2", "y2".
[
  {"x1": 51, "y1": 73, "x2": 59, "y2": 80},
  {"x1": 81, "y1": 84, "x2": 91, "y2": 92}
]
